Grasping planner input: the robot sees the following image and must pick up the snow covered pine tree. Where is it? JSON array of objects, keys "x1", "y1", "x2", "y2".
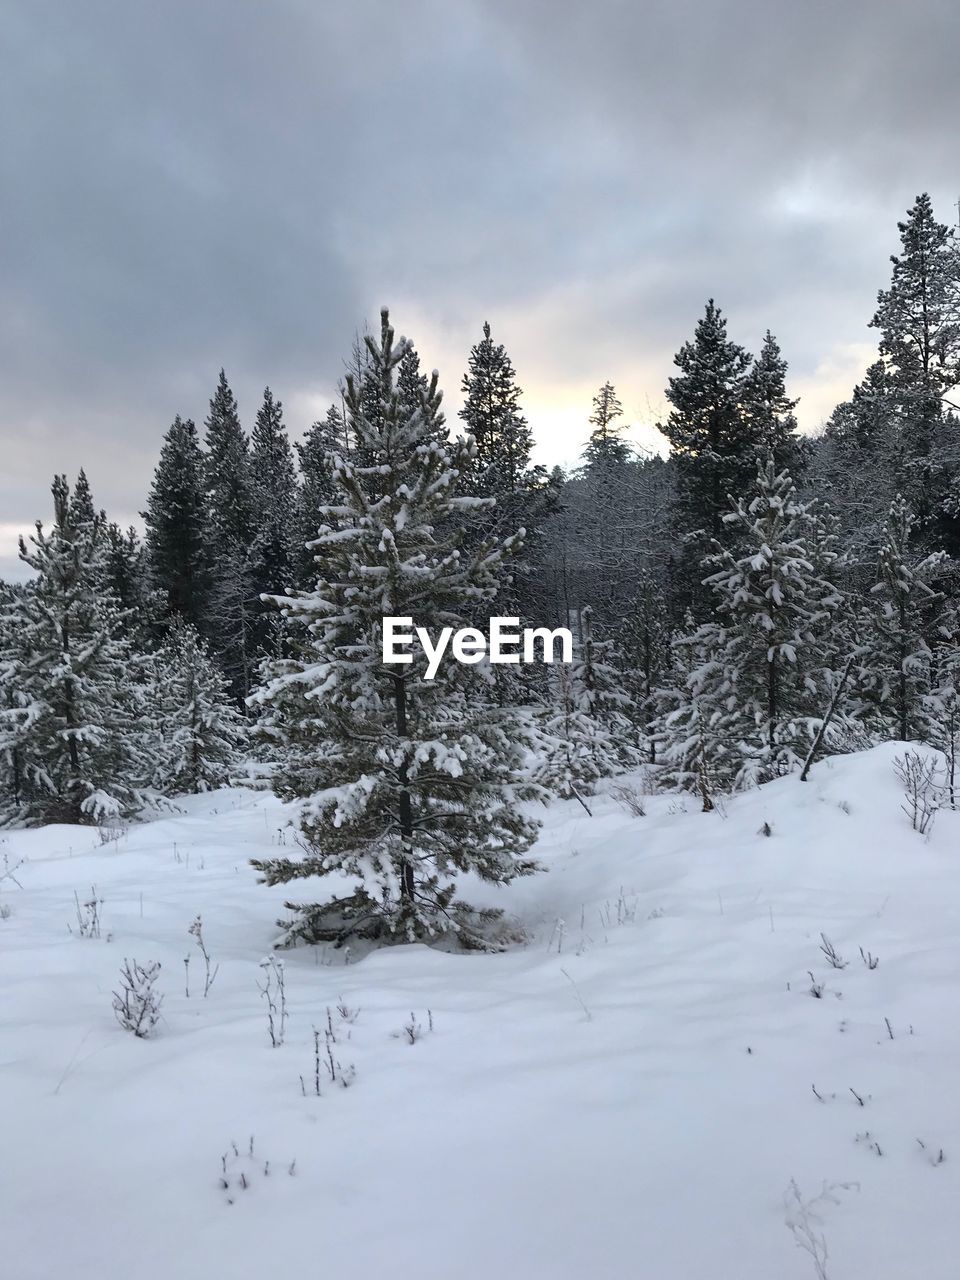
[
  {"x1": 2, "y1": 476, "x2": 158, "y2": 824},
  {"x1": 862, "y1": 494, "x2": 948, "y2": 742},
  {"x1": 660, "y1": 460, "x2": 849, "y2": 793},
  {"x1": 536, "y1": 605, "x2": 640, "y2": 803},
  {"x1": 251, "y1": 310, "x2": 542, "y2": 950},
  {"x1": 150, "y1": 620, "x2": 246, "y2": 794}
]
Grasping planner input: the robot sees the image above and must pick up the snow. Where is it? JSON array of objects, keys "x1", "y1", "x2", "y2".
[{"x1": 3, "y1": 742, "x2": 959, "y2": 1279}]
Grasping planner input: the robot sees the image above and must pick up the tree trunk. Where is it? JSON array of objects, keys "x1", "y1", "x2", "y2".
[
  {"x1": 11, "y1": 745, "x2": 21, "y2": 809},
  {"x1": 392, "y1": 672, "x2": 416, "y2": 903},
  {"x1": 898, "y1": 598, "x2": 908, "y2": 741}
]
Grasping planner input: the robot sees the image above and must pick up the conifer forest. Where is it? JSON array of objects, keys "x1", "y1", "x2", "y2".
[
  {"x1": 5, "y1": 194, "x2": 960, "y2": 946},
  {"x1": 4, "y1": 5, "x2": 960, "y2": 1277}
]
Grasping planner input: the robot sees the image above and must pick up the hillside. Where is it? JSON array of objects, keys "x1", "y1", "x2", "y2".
[{"x1": 3, "y1": 743, "x2": 959, "y2": 1280}]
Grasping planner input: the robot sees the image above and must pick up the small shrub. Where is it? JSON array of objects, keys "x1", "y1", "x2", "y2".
[
  {"x1": 258, "y1": 957, "x2": 287, "y2": 1047},
  {"x1": 611, "y1": 783, "x2": 646, "y2": 817},
  {"x1": 187, "y1": 914, "x2": 219, "y2": 997},
  {"x1": 894, "y1": 751, "x2": 941, "y2": 835},
  {"x1": 70, "y1": 886, "x2": 103, "y2": 939},
  {"x1": 783, "y1": 1179, "x2": 858, "y2": 1280},
  {"x1": 112, "y1": 959, "x2": 163, "y2": 1037},
  {"x1": 819, "y1": 934, "x2": 847, "y2": 970}
]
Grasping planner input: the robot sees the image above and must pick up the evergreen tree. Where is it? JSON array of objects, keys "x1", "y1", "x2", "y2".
[
  {"x1": 660, "y1": 461, "x2": 850, "y2": 791},
  {"x1": 861, "y1": 495, "x2": 947, "y2": 742},
  {"x1": 575, "y1": 606, "x2": 640, "y2": 763},
  {"x1": 251, "y1": 309, "x2": 542, "y2": 950},
  {"x1": 205, "y1": 370, "x2": 254, "y2": 546},
  {"x1": 869, "y1": 195, "x2": 960, "y2": 544},
  {"x1": 398, "y1": 344, "x2": 445, "y2": 444},
  {"x1": 655, "y1": 616, "x2": 728, "y2": 810},
  {"x1": 829, "y1": 360, "x2": 896, "y2": 452},
  {"x1": 458, "y1": 320, "x2": 556, "y2": 630},
  {"x1": 619, "y1": 576, "x2": 672, "y2": 762},
  {"x1": 143, "y1": 415, "x2": 211, "y2": 629},
  {"x1": 742, "y1": 331, "x2": 803, "y2": 475},
  {"x1": 459, "y1": 320, "x2": 534, "y2": 494},
  {"x1": 543, "y1": 449, "x2": 674, "y2": 628},
  {"x1": 535, "y1": 607, "x2": 640, "y2": 800},
  {"x1": 150, "y1": 620, "x2": 246, "y2": 794},
  {"x1": 204, "y1": 371, "x2": 257, "y2": 698},
  {"x1": 568, "y1": 384, "x2": 645, "y2": 616},
  {"x1": 0, "y1": 582, "x2": 44, "y2": 823},
  {"x1": 535, "y1": 662, "x2": 622, "y2": 802},
  {"x1": 583, "y1": 381, "x2": 630, "y2": 468},
  {"x1": 104, "y1": 524, "x2": 145, "y2": 613},
  {"x1": 926, "y1": 640, "x2": 960, "y2": 807},
  {"x1": 807, "y1": 361, "x2": 901, "y2": 570},
  {"x1": 345, "y1": 329, "x2": 385, "y2": 448},
  {"x1": 70, "y1": 468, "x2": 98, "y2": 527},
  {"x1": 295, "y1": 405, "x2": 344, "y2": 585},
  {"x1": 659, "y1": 300, "x2": 756, "y2": 614},
  {"x1": 3, "y1": 476, "x2": 156, "y2": 824},
  {"x1": 871, "y1": 193, "x2": 960, "y2": 454},
  {"x1": 249, "y1": 386, "x2": 298, "y2": 615}
]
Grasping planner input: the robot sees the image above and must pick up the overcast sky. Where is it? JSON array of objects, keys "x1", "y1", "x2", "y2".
[{"x1": 2, "y1": 0, "x2": 958, "y2": 579}]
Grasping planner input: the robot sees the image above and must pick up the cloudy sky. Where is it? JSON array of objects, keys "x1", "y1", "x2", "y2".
[{"x1": 2, "y1": 0, "x2": 958, "y2": 578}]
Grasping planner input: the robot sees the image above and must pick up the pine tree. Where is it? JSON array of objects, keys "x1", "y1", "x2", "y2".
[
  {"x1": 251, "y1": 309, "x2": 542, "y2": 949},
  {"x1": 660, "y1": 301, "x2": 755, "y2": 536},
  {"x1": 869, "y1": 195, "x2": 960, "y2": 545},
  {"x1": 345, "y1": 329, "x2": 385, "y2": 448},
  {"x1": 809, "y1": 361, "x2": 901, "y2": 569},
  {"x1": 862, "y1": 495, "x2": 947, "y2": 742},
  {"x1": 102, "y1": 522, "x2": 158, "y2": 647},
  {"x1": 535, "y1": 607, "x2": 639, "y2": 800},
  {"x1": 576, "y1": 607, "x2": 641, "y2": 763},
  {"x1": 459, "y1": 321, "x2": 534, "y2": 494},
  {"x1": 70, "y1": 468, "x2": 98, "y2": 527},
  {"x1": 569, "y1": 383, "x2": 645, "y2": 616},
  {"x1": 104, "y1": 524, "x2": 146, "y2": 613},
  {"x1": 656, "y1": 618, "x2": 728, "y2": 809},
  {"x1": 923, "y1": 636, "x2": 960, "y2": 806},
  {"x1": 742, "y1": 331, "x2": 803, "y2": 475},
  {"x1": 544, "y1": 446, "x2": 673, "y2": 627},
  {"x1": 828, "y1": 360, "x2": 895, "y2": 452},
  {"x1": 659, "y1": 300, "x2": 757, "y2": 615},
  {"x1": 398, "y1": 344, "x2": 445, "y2": 444},
  {"x1": 4, "y1": 476, "x2": 157, "y2": 824},
  {"x1": 619, "y1": 576, "x2": 672, "y2": 762},
  {"x1": 204, "y1": 371, "x2": 257, "y2": 698},
  {"x1": 535, "y1": 663, "x2": 621, "y2": 802},
  {"x1": 205, "y1": 371, "x2": 254, "y2": 545},
  {"x1": 583, "y1": 382, "x2": 630, "y2": 467},
  {"x1": 660, "y1": 461, "x2": 849, "y2": 791},
  {"x1": 871, "y1": 193, "x2": 960, "y2": 454},
  {"x1": 150, "y1": 620, "x2": 246, "y2": 794},
  {"x1": 143, "y1": 415, "x2": 211, "y2": 629},
  {"x1": 295, "y1": 405, "x2": 345, "y2": 584},
  {"x1": 249, "y1": 387, "x2": 298, "y2": 640},
  {"x1": 0, "y1": 582, "x2": 44, "y2": 823},
  {"x1": 458, "y1": 320, "x2": 556, "y2": 629}
]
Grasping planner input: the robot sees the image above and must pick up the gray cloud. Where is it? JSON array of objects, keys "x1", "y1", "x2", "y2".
[{"x1": 2, "y1": 0, "x2": 958, "y2": 577}]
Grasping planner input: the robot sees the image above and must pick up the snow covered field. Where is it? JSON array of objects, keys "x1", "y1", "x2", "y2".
[{"x1": 3, "y1": 743, "x2": 959, "y2": 1280}]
